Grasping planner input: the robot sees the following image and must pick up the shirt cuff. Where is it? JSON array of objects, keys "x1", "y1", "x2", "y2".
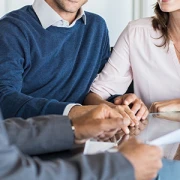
[{"x1": 63, "y1": 103, "x2": 82, "y2": 116}]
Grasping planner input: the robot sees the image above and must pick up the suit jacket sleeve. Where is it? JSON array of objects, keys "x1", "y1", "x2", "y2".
[
  {"x1": 3, "y1": 115, "x2": 74, "y2": 155},
  {"x1": 0, "y1": 119, "x2": 135, "y2": 180}
]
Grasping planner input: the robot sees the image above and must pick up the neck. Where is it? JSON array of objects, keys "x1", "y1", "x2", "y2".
[
  {"x1": 169, "y1": 10, "x2": 180, "y2": 42},
  {"x1": 58, "y1": 11, "x2": 78, "y2": 24},
  {"x1": 45, "y1": 0, "x2": 78, "y2": 24}
]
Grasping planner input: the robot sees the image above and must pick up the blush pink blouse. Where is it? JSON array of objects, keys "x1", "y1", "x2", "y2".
[{"x1": 90, "y1": 18, "x2": 180, "y2": 108}]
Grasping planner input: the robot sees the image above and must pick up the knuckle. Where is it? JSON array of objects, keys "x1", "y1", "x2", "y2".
[
  {"x1": 127, "y1": 93, "x2": 132, "y2": 97},
  {"x1": 118, "y1": 119, "x2": 125, "y2": 126},
  {"x1": 129, "y1": 111, "x2": 135, "y2": 117},
  {"x1": 118, "y1": 105, "x2": 124, "y2": 110},
  {"x1": 131, "y1": 93, "x2": 136, "y2": 97},
  {"x1": 99, "y1": 103, "x2": 108, "y2": 109},
  {"x1": 115, "y1": 105, "x2": 121, "y2": 109},
  {"x1": 123, "y1": 114, "x2": 130, "y2": 119},
  {"x1": 115, "y1": 96, "x2": 120, "y2": 100},
  {"x1": 124, "y1": 105, "x2": 131, "y2": 110},
  {"x1": 123, "y1": 118, "x2": 131, "y2": 126},
  {"x1": 133, "y1": 103, "x2": 139, "y2": 108},
  {"x1": 122, "y1": 104, "x2": 127, "y2": 108},
  {"x1": 157, "y1": 107, "x2": 162, "y2": 112},
  {"x1": 154, "y1": 104, "x2": 158, "y2": 109},
  {"x1": 137, "y1": 98, "x2": 141, "y2": 102},
  {"x1": 153, "y1": 102, "x2": 158, "y2": 105},
  {"x1": 97, "y1": 104, "x2": 105, "y2": 112},
  {"x1": 140, "y1": 105, "x2": 146, "y2": 110}
]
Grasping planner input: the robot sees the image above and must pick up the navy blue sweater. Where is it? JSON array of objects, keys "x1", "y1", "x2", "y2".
[{"x1": 0, "y1": 6, "x2": 110, "y2": 118}]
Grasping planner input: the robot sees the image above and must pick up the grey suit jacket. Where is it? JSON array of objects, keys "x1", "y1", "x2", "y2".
[
  {"x1": 0, "y1": 116, "x2": 135, "y2": 180},
  {"x1": 4, "y1": 115, "x2": 74, "y2": 155}
]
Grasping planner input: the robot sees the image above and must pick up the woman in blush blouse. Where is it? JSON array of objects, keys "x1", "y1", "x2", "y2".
[{"x1": 84, "y1": 0, "x2": 180, "y2": 113}]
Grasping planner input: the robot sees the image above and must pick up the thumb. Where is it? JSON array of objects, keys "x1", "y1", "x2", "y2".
[
  {"x1": 122, "y1": 96, "x2": 133, "y2": 105},
  {"x1": 114, "y1": 97, "x2": 123, "y2": 105},
  {"x1": 121, "y1": 94, "x2": 138, "y2": 106}
]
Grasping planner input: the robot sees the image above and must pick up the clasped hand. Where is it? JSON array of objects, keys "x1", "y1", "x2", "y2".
[
  {"x1": 113, "y1": 93, "x2": 149, "y2": 126},
  {"x1": 71, "y1": 104, "x2": 131, "y2": 144}
]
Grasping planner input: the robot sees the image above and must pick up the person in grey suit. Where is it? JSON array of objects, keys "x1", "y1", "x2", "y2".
[{"x1": 0, "y1": 104, "x2": 163, "y2": 180}]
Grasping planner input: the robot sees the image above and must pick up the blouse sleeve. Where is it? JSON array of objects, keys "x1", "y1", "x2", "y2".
[{"x1": 90, "y1": 23, "x2": 132, "y2": 99}]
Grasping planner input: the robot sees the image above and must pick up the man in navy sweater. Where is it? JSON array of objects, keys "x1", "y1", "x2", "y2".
[{"x1": 0, "y1": 0, "x2": 148, "y2": 120}]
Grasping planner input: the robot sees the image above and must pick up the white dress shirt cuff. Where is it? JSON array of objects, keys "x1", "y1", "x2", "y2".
[{"x1": 63, "y1": 103, "x2": 82, "y2": 116}]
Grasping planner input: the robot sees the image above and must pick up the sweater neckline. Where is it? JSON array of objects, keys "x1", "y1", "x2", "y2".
[{"x1": 28, "y1": 5, "x2": 85, "y2": 32}]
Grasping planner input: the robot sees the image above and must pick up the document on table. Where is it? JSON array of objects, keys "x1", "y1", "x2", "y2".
[
  {"x1": 84, "y1": 140, "x2": 116, "y2": 155},
  {"x1": 147, "y1": 129, "x2": 180, "y2": 146}
]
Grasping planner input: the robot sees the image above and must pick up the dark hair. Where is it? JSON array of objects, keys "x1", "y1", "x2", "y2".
[{"x1": 152, "y1": 2, "x2": 170, "y2": 47}]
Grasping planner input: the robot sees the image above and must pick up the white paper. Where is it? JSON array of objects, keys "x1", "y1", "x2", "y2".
[
  {"x1": 84, "y1": 140, "x2": 116, "y2": 155},
  {"x1": 148, "y1": 129, "x2": 180, "y2": 146}
]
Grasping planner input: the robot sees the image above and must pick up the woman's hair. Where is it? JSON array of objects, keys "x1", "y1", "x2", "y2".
[{"x1": 152, "y1": 2, "x2": 170, "y2": 47}]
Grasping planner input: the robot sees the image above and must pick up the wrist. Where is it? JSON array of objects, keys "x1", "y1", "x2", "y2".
[
  {"x1": 68, "y1": 105, "x2": 81, "y2": 119},
  {"x1": 70, "y1": 120, "x2": 81, "y2": 144},
  {"x1": 70, "y1": 120, "x2": 75, "y2": 131}
]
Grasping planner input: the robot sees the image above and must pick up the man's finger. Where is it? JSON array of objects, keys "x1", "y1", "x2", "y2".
[
  {"x1": 100, "y1": 118, "x2": 130, "y2": 134},
  {"x1": 103, "y1": 130, "x2": 118, "y2": 139},
  {"x1": 115, "y1": 106, "x2": 136, "y2": 124}
]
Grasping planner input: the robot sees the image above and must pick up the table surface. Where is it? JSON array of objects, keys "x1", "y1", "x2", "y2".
[
  {"x1": 37, "y1": 112, "x2": 180, "y2": 161},
  {"x1": 136, "y1": 112, "x2": 180, "y2": 160}
]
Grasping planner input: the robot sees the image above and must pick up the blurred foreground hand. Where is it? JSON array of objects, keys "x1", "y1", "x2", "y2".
[{"x1": 119, "y1": 138, "x2": 163, "y2": 180}]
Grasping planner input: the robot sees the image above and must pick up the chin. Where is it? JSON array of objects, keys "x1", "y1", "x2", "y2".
[
  {"x1": 65, "y1": 7, "x2": 79, "y2": 13},
  {"x1": 160, "y1": 6, "x2": 173, "y2": 12}
]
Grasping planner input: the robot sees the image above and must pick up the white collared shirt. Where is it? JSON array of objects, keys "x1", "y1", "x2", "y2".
[
  {"x1": 32, "y1": 0, "x2": 84, "y2": 115},
  {"x1": 32, "y1": 0, "x2": 86, "y2": 29}
]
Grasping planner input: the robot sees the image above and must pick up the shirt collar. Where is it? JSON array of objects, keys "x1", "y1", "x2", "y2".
[{"x1": 32, "y1": 0, "x2": 86, "y2": 29}]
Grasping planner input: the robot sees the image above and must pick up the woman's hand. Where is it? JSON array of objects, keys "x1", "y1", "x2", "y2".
[
  {"x1": 114, "y1": 93, "x2": 149, "y2": 122},
  {"x1": 149, "y1": 99, "x2": 180, "y2": 113}
]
